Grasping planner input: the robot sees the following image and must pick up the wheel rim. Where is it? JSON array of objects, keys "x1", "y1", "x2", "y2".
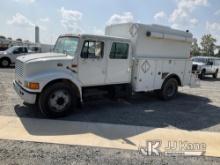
[
  {"x1": 48, "y1": 90, "x2": 71, "y2": 112},
  {"x1": 2, "y1": 60, "x2": 9, "y2": 67},
  {"x1": 165, "y1": 83, "x2": 176, "y2": 97}
]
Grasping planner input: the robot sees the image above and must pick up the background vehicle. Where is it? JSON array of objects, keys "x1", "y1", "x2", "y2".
[
  {"x1": 0, "y1": 46, "x2": 28, "y2": 67},
  {"x1": 28, "y1": 46, "x2": 42, "y2": 54},
  {"x1": 13, "y1": 23, "x2": 198, "y2": 118},
  {"x1": 192, "y1": 56, "x2": 220, "y2": 79}
]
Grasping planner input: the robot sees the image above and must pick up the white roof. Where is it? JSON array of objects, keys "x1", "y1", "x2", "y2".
[{"x1": 107, "y1": 23, "x2": 193, "y2": 38}]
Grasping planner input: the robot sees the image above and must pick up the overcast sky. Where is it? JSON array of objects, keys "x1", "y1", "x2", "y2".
[{"x1": 0, "y1": 0, "x2": 220, "y2": 44}]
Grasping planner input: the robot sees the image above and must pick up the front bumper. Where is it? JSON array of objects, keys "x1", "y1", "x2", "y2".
[{"x1": 13, "y1": 81, "x2": 37, "y2": 104}]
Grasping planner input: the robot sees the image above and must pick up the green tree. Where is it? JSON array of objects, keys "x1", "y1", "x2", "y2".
[
  {"x1": 191, "y1": 39, "x2": 200, "y2": 56},
  {"x1": 200, "y1": 34, "x2": 216, "y2": 56}
]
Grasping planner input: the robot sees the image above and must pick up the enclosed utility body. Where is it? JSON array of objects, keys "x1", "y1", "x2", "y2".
[
  {"x1": 13, "y1": 23, "x2": 198, "y2": 118},
  {"x1": 106, "y1": 23, "x2": 192, "y2": 58},
  {"x1": 106, "y1": 23, "x2": 196, "y2": 92}
]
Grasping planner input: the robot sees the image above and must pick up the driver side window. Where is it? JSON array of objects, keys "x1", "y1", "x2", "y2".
[{"x1": 81, "y1": 40, "x2": 104, "y2": 59}]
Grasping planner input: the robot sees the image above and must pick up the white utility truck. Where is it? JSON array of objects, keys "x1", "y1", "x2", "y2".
[{"x1": 13, "y1": 23, "x2": 198, "y2": 118}]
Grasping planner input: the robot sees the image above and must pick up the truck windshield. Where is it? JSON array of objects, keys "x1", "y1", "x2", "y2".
[
  {"x1": 54, "y1": 37, "x2": 79, "y2": 56},
  {"x1": 192, "y1": 58, "x2": 206, "y2": 63}
]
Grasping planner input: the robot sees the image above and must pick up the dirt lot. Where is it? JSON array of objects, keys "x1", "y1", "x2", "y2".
[{"x1": 0, "y1": 68, "x2": 220, "y2": 164}]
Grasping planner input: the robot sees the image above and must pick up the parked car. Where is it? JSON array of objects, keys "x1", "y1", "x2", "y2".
[
  {"x1": 13, "y1": 23, "x2": 198, "y2": 118},
  {"x1": 192, "y1": 56, "x2": 220, "y2": 79},
  {"x1": 28, "y1": 46, "x2": 42, "y2": 54},
  {"x1": 0, "y1": 46, "x2": 28, "y2": 67}
]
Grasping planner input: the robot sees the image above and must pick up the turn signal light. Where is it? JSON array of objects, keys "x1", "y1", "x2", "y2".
[{"x1": 25, "y1": 82, "x2": 40, "y2": 90}]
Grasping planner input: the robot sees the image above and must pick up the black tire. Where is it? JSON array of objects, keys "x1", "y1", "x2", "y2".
[
  {"x1": 199, "y1": 70, "x2": 206, "y2": 79},
  {"x1": 159, "y1": 78, "x2": 178, "y2": 100},
  {"x1": 0, "y1": 58, "x2": 10, "y2": 67},
  {"x1": 213, "y1": 70, "x2": 218, "y2": 79},
  {"x1": 38, "y1": 82, "x2": 77, "y2": 118}
]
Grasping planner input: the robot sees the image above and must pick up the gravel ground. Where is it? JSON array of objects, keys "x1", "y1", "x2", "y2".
[
  {"x1": 0, "y1": 68, "x2": 220, "y2": 164},
  {"x1": 0, "y1": 140, "x2": 220, "y2": 165}
]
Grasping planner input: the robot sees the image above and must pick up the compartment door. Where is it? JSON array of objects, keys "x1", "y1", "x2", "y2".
[{"x1": 135, "y1": 59, "x2": 156, "y2": 92}]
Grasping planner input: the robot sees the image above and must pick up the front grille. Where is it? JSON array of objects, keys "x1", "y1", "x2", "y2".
[{"x1": 15, "y1": 60, "x2": 24, "y2": 78}]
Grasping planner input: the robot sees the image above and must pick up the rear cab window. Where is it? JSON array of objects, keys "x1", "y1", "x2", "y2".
[{"x1": 110, "y1": 42, "x2": 129, "y2": 59}]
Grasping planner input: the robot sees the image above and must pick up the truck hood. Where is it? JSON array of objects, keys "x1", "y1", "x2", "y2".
[{"x1": 17, "y1": 52, "x2": 71, "y2": 63}]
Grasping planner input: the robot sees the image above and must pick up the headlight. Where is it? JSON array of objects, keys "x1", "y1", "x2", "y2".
[{"x1": 24, "y1": 81, "x2": 40, "y2": 90}]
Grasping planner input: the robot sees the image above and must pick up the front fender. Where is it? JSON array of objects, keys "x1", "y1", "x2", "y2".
[{"x1": 25, "y1": 70, "x2": 82, "y2": 97}]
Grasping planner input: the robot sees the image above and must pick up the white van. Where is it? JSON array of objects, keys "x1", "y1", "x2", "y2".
[{"x1": 13, "y1": 23, "x2": 198, "y2": 117}]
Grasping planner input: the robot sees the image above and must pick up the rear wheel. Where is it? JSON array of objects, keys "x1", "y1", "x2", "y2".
[
  {"x1": 213, "y1": 70, "x2": 218, "y2": 79},
  {"x1": 0, "y1": 58, "x2": 10, "y2": 67},
  {"x1": 38, "y1": 82, "x2": 77, "y2": 118},
  {"x1": 159, "y1": 78, "x2": 178, "y2": 100}
]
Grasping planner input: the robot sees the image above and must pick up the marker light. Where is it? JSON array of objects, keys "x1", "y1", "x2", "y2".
[{"x1": 25, "y1": 82, "x2": 40, "y2": 90}]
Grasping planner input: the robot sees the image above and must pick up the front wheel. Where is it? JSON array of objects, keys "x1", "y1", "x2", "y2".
[
  {"x1": 159, "y1": 78, "x2": 178, "y2": 100},
  {"x1": 38, "y1": 82, "x2": 77, "y2": 118},
  {"x1": 199, "y1": 70, "x2": 206, "y2": 79},
  {"x1": 0, "y1": 58, "x2": 10, "y2": 67},
  {"x1": 213, "y1": 70, "x2": 218, "y2": 79}
]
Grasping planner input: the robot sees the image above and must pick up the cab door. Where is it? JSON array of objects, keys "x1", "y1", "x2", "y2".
[
  {"x1": 78, "y1": 39, "x2": 106, "y2": 86},
  {"x1": 106, "y1": 42, "x2": 131, "y2": 84}
]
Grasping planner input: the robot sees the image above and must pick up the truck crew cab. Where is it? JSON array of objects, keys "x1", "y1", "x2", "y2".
[{"x1": 13, "y1": 23, "x2": 198, "y2": 118}]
